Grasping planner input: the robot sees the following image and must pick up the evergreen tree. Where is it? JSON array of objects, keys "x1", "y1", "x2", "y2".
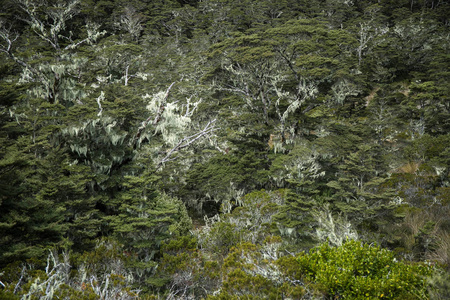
[{"x1": 104, "y1": 170, "x2": 192, "y2": 289}]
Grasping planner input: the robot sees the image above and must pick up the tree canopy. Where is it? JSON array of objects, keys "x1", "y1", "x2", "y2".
[{"x1": 0, "y1": 0, "x2": 448, "y2": 298}]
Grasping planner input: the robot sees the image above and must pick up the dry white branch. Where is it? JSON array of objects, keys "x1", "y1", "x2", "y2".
[
  {"x1": 96, "y1": 91, "x2": 104, "y2": 116},
  {"x1": 155, "y1": 119, "x2": 218, "y2": 170},
  {"x1": 0, "y1": 23, "x2": 19, "y2": 53},
  {"x1": 14, "y1": 266, "x2": 26, "y2": 294},
  {"x1": 120, "y1": 6, "x2": 145, "y2": 41},
  {"x1": 16, "y1": 0, "x2": 81, "y2": 50},
  {"x1": 0, "y1": 22, "x2": 41, "y2": 77},
  {"x1": 183, "y1": 94, "x2": 201, "y2": 117}
]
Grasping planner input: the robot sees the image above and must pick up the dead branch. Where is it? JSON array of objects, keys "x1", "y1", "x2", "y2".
[
  {"x1": 0, "y1": 23, "x2": 44, "y2": 80},
  {"x1": 96, "y1": 91, "x2": 104, "y2": 116},
  {"x1": 155, "y1": 119, "x2": 218, "y2": 170},
  {"x1": 16, "y1": 0, "x2": 81, "y2": 50},
  {"x1": 14, "y1": 266, "x2": 26, "y2": 294}
]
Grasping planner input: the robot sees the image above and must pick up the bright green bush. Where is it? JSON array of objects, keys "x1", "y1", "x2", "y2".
[{"x1": 295, "y1": 240, "x2": 434, "y2": 299}]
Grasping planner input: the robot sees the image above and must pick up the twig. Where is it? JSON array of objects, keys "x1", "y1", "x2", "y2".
[
  {"x1": 154, "y1": 119, "x2": 218, "y2": 170},
  {"x1": 14, "y1": 266, "x2": 26, "y2": 294},
  {"x1": 0, "y1": 26, "x2": 41, "y2": 78}
]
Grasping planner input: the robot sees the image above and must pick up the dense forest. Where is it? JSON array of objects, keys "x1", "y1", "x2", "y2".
[{"x1": 0, "y1": 0, "x2": 449, "y2": 299}]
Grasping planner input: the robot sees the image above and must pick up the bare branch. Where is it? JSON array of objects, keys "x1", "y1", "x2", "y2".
[
  {"x1": 183, "y1": 94, "x2": 201, "y2": 117},
  {"x1": 177, "y1": 119, "x2": 218, "y2": 151},
  {"x1": 64, "y1": 37, "x2": 89, "y2": 50},
  {"x1": 155, "y1": 119, "x2": 218, "y2": 170},
  {"x1": 208, "y1": 137, "x2": 227, "y2": 154},
  {"x1": 14, "y1": 266, "x2": 26, "y2": 294},
  {"x1": 0, "y1": 23, "x2": 43, "y2": 79},
  {"x1": 64, "y1": 22, "x2": 106, "y2": 51},
  {"x1": 215, "y1": 146, "x2": 227, "y2": 154},
  {"x1": 120, "y1": 6, "x2": 145, "y2": 41},
  {"x1": 96, "y1": 91, "x2": 104, "y2": 116},
  {"x1": 16, "y1": 0, "x2": 59, "y2": 50},
  {"x1": 0, "y1": 23, "x2": 19, "y2": 53},
  {"x1": 16, "y1": 0, "x2": 81, "y2": 50}
]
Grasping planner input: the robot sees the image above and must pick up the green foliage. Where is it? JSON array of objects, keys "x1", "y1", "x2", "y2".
[
  {"x1": 296, "y1": 240, "x2": 435, "y2": 299},
  {"x1": 183, "y1": 153, "x2": 270, "y2": 215},
  {"x1": 428, "y1": 269, "x2": 450, "y2": 300},
  {"x1": 0, "y1": 243, "x2": 139, "y2": 300},
  {"x1": 158, "y1": 235, "x2": 223, "y2": 298},
  {"x1": 0, "y1": 139, "x2": 98, "y2": 265},
  {"x1": 197, "y1": 220, "x2": 242, "y2": 260},
  {"x1": 208, "y1": 239, "x2": 305, "y2": 300},
  {"x1": 0, "y1": 0, "x2": 449, "y2": 298},
  {"x1": 95, "y1": 171, "x2": 193, "y2": 292},
  {"x1": 208, "y1": 243, "x2": 279, "y2": 299}
]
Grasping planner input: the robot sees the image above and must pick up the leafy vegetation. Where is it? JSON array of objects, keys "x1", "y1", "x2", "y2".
[{"x1": 0, "y1": 0, "x2": 448, "y2": 298}]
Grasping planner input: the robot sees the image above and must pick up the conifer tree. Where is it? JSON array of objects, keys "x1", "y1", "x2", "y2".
[{"x1": 104, "y1": 170, "x2": 192, "y2": 289}]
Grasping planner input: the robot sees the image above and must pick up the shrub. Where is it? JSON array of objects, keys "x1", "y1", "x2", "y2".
[{"x1": 295, "y1": 240, "x2": 435, "y2": 299}]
